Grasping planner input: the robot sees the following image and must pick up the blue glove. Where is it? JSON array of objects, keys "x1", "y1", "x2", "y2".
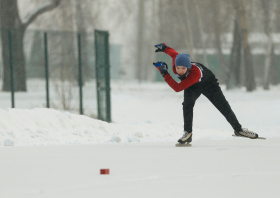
[
  {"x1": 153, "y1": 61, "x2": 168, "y2": 76},
  {"x1": 154, "y1": 43, "x2": 167, "y2": 52}
]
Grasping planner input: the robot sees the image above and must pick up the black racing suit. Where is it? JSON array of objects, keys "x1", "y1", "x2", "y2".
[{"x1": 182, "y1": 62, "x2": 242, "y2": 133}]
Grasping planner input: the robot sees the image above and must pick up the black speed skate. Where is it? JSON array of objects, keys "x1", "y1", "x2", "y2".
[
  {"x1": 178, "y1": 131, "x2": 192, "y2": 144},
  {"x1": 176, "y1": 131, "x2": 192, "y2": 147},
  {"x1": 234, "y1": 128, "x2": 258, "y2": 139}
]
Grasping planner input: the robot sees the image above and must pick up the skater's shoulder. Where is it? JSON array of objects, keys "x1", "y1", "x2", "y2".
[
  {"x1": 190, "y1": 63, "x2": 203, "y2": 74},
  {"x1": 191, "y1": 62, "x2": 212, "y2": 73},
  {"x1": 191, "y1": 62, "x2": 206, "y2": 69}
]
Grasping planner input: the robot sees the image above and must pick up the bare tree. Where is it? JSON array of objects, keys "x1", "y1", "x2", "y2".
[
  {"x1": 0, "y1": 0, "x2": 61, "y2": 91},
  {"x1": 211, "y1": 0, "x2": 230, "y2": 80},
  {"x1": 136, "y1": 0, "x2": 145, "y2": 82},
  {"x1": 75, "y1": 0, "x2": 88, "y2": 83},
  {"x1": 182, "y1": 0, "x2": 195, "y2": 60},
  {"x1": 136, "y1": 0, "x2": 161, "y2": 82},
  {"x1": 50, "y1": 0, "x2": 77, "y2": 110},
  {"x1": 271, "y1": 1, "x2": 280, "y2": 85},
  {"x1": 195, "y1": 1, "x2": 208, "y2": 66},
  {"x1": 237, "y1": 0, "x2": 256, "y2": 91},
  {"x1": 261, "y1": 0, "x2": 275, "y2": 90},
  {"x1": 172, "y1": 0, "x2": 195, "y2": 58},
  {"x1": 227, "y1": 19, "x2": 242, "y2": 89},
  {"x1": 227, "y1": 1, "x2": 242, "y2": 89}
]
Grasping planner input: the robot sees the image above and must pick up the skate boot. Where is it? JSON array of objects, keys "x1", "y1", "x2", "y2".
[
  {"x1": 178, "y1": 131, "x2": 192, "y2": 144},
  {"x1": 234, "y1": 128, "x2": 258, "y2": 139}
]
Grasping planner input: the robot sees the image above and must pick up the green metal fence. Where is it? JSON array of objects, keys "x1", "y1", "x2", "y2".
[
  {"x1": 0, "y1": 28, "x2": 114, "y2": 122},
  {"x1": 95, "y1": 30, "x2": 111, "y2": 122}
]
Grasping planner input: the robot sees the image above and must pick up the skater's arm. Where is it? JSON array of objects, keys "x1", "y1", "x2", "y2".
[
  {"x1": 154, "y1": 43, "x2": 178, "y2": 60},
  {"x1": 163, "y1": 67, "x2": 201, "y2": 92},
  {"x1": 164, "y1": 47, "x2": 179, "y2": 60}
]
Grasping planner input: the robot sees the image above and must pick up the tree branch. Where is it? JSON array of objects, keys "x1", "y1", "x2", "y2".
[{"x1": 21, "y1": 0, "x2": 61, "y2": 29}]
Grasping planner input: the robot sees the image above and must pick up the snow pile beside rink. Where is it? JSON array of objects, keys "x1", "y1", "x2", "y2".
[
  {"x1": 0, "y1": 108, "x2": 186, "y2": 146},
  {"x1": 1, "y1": 83, "x2": 280, "y2": 146},
  {"x1": 0, "y1": 108, "x2": 247, "y2": 146}
]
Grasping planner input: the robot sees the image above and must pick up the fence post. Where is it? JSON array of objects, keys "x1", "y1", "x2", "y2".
[
  {"x1": 78, "y1": 33, "x2": 83, "y2": 115},
  {"x1": 44, "y1": 32, "x2": 50, "y2": 108},
  {"x1": 95, "y1": 30, "x2": 111, "y2": 122},
  {"x1": 104, "y1": 32, "x2": 111, "y2": 122},
  {"x1": 8, "y1": 30, "x2": 15, "y2": 108}
]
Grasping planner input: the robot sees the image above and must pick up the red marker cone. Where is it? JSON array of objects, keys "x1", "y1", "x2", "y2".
[{"x1": 100, "y1": 169, "x2": 110, "y2": 174}]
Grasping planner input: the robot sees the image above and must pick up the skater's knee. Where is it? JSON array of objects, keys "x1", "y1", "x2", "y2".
[{"x1": 182, "y1": 101, "x2": 195, "y2": 108}]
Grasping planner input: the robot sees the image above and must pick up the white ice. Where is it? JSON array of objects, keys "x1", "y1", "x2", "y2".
[{"x1": 0, "y1": 81, "x2": 280, "y2": 197}]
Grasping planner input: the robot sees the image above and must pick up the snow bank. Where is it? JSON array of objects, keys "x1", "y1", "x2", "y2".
[
  {"x1": 0, "y1": 108, "x2": 243, "y2": 146},
  {"x1": 0, "y1": 108, "x2": 179, "y2": 146},
  {"x1": 1, "y1": 82, "x2": 280, "y2": 146}
]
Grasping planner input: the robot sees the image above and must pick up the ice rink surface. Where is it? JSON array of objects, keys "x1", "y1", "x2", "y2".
[
  {"x1": 1, "y1": 81, "x2": 280, "y2": 197},
  {"x1": 1, "y1": 138, "x2": 280, "y2": 198}
]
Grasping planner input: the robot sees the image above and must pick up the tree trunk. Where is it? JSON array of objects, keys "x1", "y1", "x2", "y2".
[
  {"x1": 227, "y1": 19, "x2": 242, "y2": 89},
  {"x1": 0, "y1": 0, "x2": 26, "y2": 91},
  {"x1": 173, "y1": 0, "x2": 194, "y2": 58},
  {"x1": 263, "y1": 37, "x2": 273, "y2": 90},
  {"x1": 60, "y1": 0, "x2": 75, "y2": 82},
  {"x1": 212, "y1": 0, "x2": 228, "y2": 80},
  {"x1": 262, "y1": 0, "x2": 275, "y2": 90},
  {"x1": 237, "y1": 0, "x2": 256, "y2": 91},
  {"x1": 182, "y1": 0, "x2": 195, "y2": 60},
  {"x1": 0, "y1": 0, "x2": 61, "y2": 91},
  {"x1": 243, "y1": 44, "x2": 255, "y2": 91},
  {"x1": 10, "y1": 29, "x2": 26, "y2": 91},
  {"x1": 136, "y1": 0, "x2": 145, "y2": 82},
  {"x1": 195, "y1": 2, "x2": 208, "y2": 66},
  {"x1": 75, "y1": 0, "x2": 88, "y2": 84},
  {"x1": 270, "y1": 45, "x2": 279, "y2": 85},
  {"x1": 1, "y1": 29, "x2": 13, "y2": 91}
]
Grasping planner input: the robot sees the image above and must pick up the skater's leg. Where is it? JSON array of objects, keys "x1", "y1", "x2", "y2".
[
  {"x1": 183, "y1": 85, "x2": 201, "y2": 132},
  {"x1": 202, "y1": 79, "x2": 242, "y2": 132}
]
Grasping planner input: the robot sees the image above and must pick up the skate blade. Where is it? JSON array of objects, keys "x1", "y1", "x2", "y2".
[
  {"x1": 232, "y1": 135, "x2": 266, "y2": 140},
  {"x1": 175, "y1": 142, "x2": 192, "y2": 147}
]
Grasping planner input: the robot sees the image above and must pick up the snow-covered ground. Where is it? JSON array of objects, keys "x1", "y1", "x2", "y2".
[
  {"x1": 1, "y1": 80, "x2": 280, "y2": 197},
  {"x1": 1, "y1": 80, "x2": 280, "y2": 146}
]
